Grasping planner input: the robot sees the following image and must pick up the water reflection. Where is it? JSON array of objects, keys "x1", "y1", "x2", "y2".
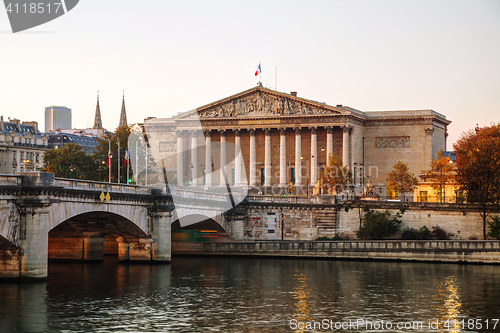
[
  {"x1": 291, "y1": 270, "x2": 312, "y2": 331},
  {"x1": 0, "y1": 258, "x2": 499, "y2": 332},
  {"x1": 433, "y1": 276, "x2": 462, "y2": 333}
]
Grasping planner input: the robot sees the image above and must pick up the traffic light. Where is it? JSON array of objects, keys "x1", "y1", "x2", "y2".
[{"x1": 128, "y1": 178, "x2": 132, "y2": 184}]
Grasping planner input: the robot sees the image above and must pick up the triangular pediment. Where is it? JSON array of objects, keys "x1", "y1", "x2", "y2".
[{"x1": 174, "y1": 87, "x2": 350, "y2": 120}]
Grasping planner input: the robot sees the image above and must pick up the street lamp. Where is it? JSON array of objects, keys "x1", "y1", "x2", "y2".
[{"x1": 22, "y1": 159, "x2": 29, "y2": 172}]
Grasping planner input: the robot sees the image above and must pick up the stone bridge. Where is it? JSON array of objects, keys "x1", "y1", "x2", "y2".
[{"x1": 0, "y1": 172, "x2": 237, "y2": 281}]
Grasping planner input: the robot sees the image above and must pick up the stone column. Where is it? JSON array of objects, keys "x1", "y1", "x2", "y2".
[
  {"x1": 190, "y1": 130, "x2": 198, "y2": 186},
  {"x1": 234, "y1": 129, "x2": 242, "y2": 186},
  {"x1": 176, "y1": 130, "x2": 184, "y2": 186},
  {"x1": 326, "y1": 126, "x2": 334, "y2": 159},
  {"x1": 219, "y1": 129, "x2": 226, "y2": 186},
  {"x1": 264, "y1": 128, "x2": 271, "y2": 186},
  {"x1": 19, "y1": 207, "x2": 49, "y2": 280},
  {"x1": 150, "y1": 211, "x2": 171, "y2": 262},
  {"x1": 83, "y1": 236, "x2": 105, "y2": 261},
  {"x1": 204, "y1": 130, "x2": 212, "y2": 186},
  {"x1": 116, "y1": 237, "x2": 129, "y2": 262},
  {"x1": 342, "y1": 125, "x2": 351, "y2": 167},
  {"x1": 249, "y1": 128, "x2": 257, "y2": 186},
  {"x1": 279, "y1": 127, "x2": 287, "y2": 186},
  {"x1": 310, "y1": 126, "x2": 318, "y2": 186},
  {"x1": 294, "y1": 127, "x2": 302, "y2": 187}
]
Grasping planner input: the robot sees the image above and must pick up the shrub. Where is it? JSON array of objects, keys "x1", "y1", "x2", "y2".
[
  {"x1": 401, "y1": 226, "x2": 431, "y2": 240},
  {"x1": 356, "y1": 209, "x2": 402, "y2": 240},
  {"x1": 431, "y1": 226, "x2": 449, "y2": 240},
  {"x1": 316, "y1": 233, "x2": 347, "y2": 241},
  {"x1": 487, "y1": 216, "x2": 500, "y2": 239}
]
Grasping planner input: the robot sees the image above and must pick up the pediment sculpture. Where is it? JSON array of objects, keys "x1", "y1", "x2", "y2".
[{"x1": 197, "y1": 91, "x2": 336, "y2": 118}]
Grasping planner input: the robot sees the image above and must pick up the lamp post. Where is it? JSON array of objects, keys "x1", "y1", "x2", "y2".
[{"x1": 22, "y1": 159, "x2": 29, "y2": 172}]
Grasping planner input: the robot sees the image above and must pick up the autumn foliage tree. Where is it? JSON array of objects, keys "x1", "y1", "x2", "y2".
[
  {"x1": 454, "y1": 124, "x2": 500, "y2": 239},
  {"x1": 386, "y1": 161, "x2": 418, "y2": 200},
  {"x1": 421, "y1": 150, "x2": 456, "y2": 203},
  {"x1": 318, "y1": 153, "x2": 353, "y2": 194}
]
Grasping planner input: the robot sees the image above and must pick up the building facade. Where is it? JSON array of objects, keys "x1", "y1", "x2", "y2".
[
  {"x1": 0, "y1": 117, "x2": 49, "y2": 174},
  {"x1": 143, "y1": 86, "x2": 451, "y2": 195},
  {"x1": 45, "y1": 106, "x2": 72, "y2": 132}
]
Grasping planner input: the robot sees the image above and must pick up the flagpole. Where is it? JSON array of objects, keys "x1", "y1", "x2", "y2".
[
  {"x1": 108, "y1": 140, "x2": 111, "y2": 183},
  {"x1": 117, "y1": 140, "x2": 120, "y2": 183},
  {"x1": 145, "y1": 145, "x2": 148, "y2": 186},
  {"x1": 259, "y1": 61, "x2": 262, "y2": 84},
  {"x1": 135, "y1": 141, "x2": 138, "y2": 184},
  {"x1": 127, "y1": 142, "x2": 129, "y2": 184}
]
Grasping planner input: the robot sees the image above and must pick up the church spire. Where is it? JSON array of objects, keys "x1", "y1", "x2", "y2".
[
  {"x1": 119, "y1": 90, "x2": 127, "y2": 128},
  {"x1": 93, "y1": 91, "x2": 103, "y2": 129}
]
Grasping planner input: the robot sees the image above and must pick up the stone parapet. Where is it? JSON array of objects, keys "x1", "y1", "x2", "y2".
[{"x1": 172, "y1": 240, "x2": 500, "y2": 264}]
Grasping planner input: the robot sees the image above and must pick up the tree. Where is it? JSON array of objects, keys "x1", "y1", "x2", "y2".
[
  {"x1": 43, "y1": 143, "x2": 98, "y2": 180},
  {"x1": 386, "y1": 161, "x2": 418, "y2": 200},
  {"x1": 421, "y1": 150, "x2": 456, "y2": 203},
  {"x1": 356, "y1": 208, "x2": 402, "y2": 240},
  {"x1": 454, "y1": 124, "x2": 500, "y2": 239},
  {"x1": 94, "y1": 125, "x2": 136, "y2": 183},
  {"x1": 318, "y1": 153, "x2": 353, "y2": 194}
]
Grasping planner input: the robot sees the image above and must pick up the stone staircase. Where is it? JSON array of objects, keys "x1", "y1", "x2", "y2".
[{"x1": 315, "y1": 209, "x2": 337, "y2": 237}]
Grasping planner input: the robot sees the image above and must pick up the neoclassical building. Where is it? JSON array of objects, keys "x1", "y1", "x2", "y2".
[{"x1": 143, "y1": 86, "x2": 451, "y2": 195}]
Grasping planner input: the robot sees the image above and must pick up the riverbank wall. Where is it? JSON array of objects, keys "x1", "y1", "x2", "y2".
[
  {"x1": 172, "y1": 240, "x2": 500, "y2": 264},
  {"x1": 226, "y1": 198, "x2": 500, "y2": 241}
]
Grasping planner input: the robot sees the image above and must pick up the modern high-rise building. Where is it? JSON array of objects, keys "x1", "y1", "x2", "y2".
[{"x1": 45, "y1": 106, "x2": 72, "y2": 132}]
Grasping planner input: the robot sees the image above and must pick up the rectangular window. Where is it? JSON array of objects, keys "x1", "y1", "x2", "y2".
[
  {"x1": 291, "y1": 168, "x2": 295, "y2": 185},
  {"x1": 36, "y1": 154, "x2": 39, "y2": 162},
  {"x1": 34, "y1": 139, "x2": 37, "y2": 145},
  {"x1": 231, "y1": 169, "x2": 235, "y2": 186},
  {"x1": 261, "y1": 168, "x2": 265, "y2": 186},
  {"x1": 20, "y1": 152, "x2": 23, "y2": 160},
  {"x1": 13, "y1": 152, "x2": 16, "y2": 160},
  {"x1": 420, "y1": 191, "x2": 428, "y2": 202}
]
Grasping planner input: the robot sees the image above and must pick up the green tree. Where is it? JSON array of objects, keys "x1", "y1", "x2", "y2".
[
  {"x1": 421, "y1": 150, "x2": 456, "y2": 203},
  {"x1": 318, "y1": 153, "x2": 353, "y2": 194},
  {"x1": 454, "y1": 124, "x2": 500, "y2": 239},
  {"x1": 356, "y1": 208, "x2": 402, "y2": 240},
  {"x1": 43, "y1": 143, "x2": 98, "y2": 180},
  {"x1": 386, "y1": 161, "x2": 418, "y2": 200}
]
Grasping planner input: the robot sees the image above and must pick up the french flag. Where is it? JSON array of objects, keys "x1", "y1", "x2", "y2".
[
  {"x1": 124, "y1": 149, "x2": 129, "y2": 167},
  {"x1": 255, "y1": 64, "x2": 261, "y2": 76}
]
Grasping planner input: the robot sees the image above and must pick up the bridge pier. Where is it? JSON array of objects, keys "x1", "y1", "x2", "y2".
[
  {"x1": 19, "y1": 207, "x2": 50, "y2": 281},
  {"x1": 48, "y1": 237, "x2": 84, "y2": 260},
  {"x1": 83, "y1": 237, "x2": 106, "y2": 262},
  {"x1": 150, "y1": 211, "x2": 171, "y2": 263}
]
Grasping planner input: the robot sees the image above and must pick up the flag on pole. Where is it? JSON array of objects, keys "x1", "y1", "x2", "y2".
[
  {"x1": 108, "y1": 141, "x2": 112, "y2": 166},
  {"x1": 255, "y1": 64, "x2": 261, "y2": 76},
  {"x1": 124, "y1": 149, "x2": 129, "y2": 167},
  {"x1": 144, "y1": 145, "x2": 148, "y2": 168}
]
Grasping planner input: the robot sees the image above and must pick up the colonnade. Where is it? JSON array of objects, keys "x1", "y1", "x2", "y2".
[{"x1": 176, "y1": 125, "x2": 351, "y2": 187}]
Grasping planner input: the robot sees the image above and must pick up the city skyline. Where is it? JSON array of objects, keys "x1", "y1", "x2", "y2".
[{"x1": 1, "y1": 0, "x2": 499, "y2": 147}]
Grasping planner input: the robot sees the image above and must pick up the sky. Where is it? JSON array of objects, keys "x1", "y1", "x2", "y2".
[{"x1": 1, "y1": 0, "x2": 499, "y2": 148}]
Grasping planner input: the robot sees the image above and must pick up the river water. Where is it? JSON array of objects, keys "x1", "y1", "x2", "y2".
[{"x1": 1, "y1": 256, "x2": 499, "y2": 332}]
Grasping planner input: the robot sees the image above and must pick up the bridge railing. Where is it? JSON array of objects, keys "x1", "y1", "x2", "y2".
[
  {"x1": 54, "y1": 178, "x2": 151, "y2": 195},
  {"x1": 245, "y1": 195, "x2": 334, "y2": 204},
  {"x1": 0, "y1": 174, "x2": 23, "y2": 186},
  {"x1": 173, "y1": 188, "x2": 237, "y2": 202}
]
